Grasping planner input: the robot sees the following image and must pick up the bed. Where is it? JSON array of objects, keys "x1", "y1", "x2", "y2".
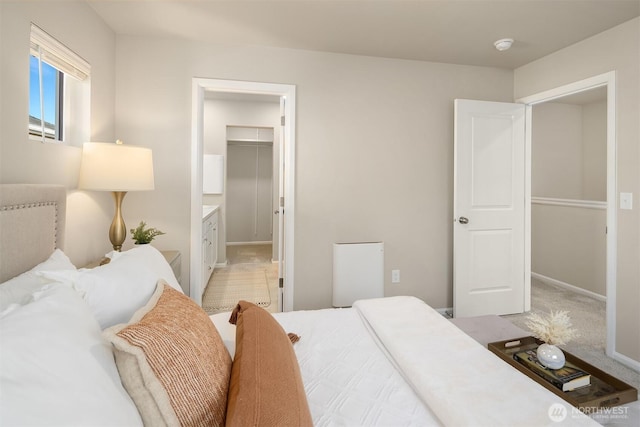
[{"x1": 0, "y1": 184, "x2": 600, "y2": 426}]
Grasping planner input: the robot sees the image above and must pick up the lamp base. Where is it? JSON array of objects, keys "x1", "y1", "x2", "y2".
[{"x1": 109, "y1": 191, "x2": 128, "y2": 251}]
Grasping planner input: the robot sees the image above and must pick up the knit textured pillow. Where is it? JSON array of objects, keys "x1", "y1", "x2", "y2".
[
  {"x1": 226, "y1": 301, "x2": 313, "y2": 427},
  {"x1": 103, "y1": 281, "x2": 231, "y2": 427}
]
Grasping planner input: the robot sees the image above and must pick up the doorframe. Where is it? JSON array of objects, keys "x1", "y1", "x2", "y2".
[
  {"x1": 517, "y1": 71, "x2": 617, "y2": 358},
  {"x1": 190, "y1": 78, "x2": 296, "y2": 311}
]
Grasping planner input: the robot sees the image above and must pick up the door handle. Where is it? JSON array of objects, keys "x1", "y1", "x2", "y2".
[{"x1": 458, "y1": 216, "x2": 469, "y2": 224}]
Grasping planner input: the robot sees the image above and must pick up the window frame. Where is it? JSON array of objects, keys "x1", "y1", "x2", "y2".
[{"x1": 29, "y1": 24, "x2": 90, "y2": 145}]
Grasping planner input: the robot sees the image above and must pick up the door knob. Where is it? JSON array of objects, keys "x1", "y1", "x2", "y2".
[
  {"x1": 274, "y1": 210, "x2": 280, "y2": 215},
  {"x1": 458, "y1": 216, "x2": 469, "y2": 224}
]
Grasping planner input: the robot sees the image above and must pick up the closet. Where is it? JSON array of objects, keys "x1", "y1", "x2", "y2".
[{"x1": 226, "y1": 126, "x2": 273, "y2": 244}]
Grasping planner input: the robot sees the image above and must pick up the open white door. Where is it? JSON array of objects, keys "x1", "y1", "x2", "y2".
[{"x1": 453, "y1": 99, "x2": 526, "y2": 317}]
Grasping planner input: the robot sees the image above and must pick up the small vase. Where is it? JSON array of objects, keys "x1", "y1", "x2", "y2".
[{"x1": 537, "y1": 343, "x2": 565, "y2": 369}]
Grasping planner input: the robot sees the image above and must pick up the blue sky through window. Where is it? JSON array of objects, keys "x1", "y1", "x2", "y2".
[{"x1": 29, "y1": 55, "x2": 58, "y2": 124}]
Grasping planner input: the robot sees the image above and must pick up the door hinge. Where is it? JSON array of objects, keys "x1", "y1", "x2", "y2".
[
  {"x1": 281, "y1": 115, "x2": 285, "y2": 126},
  {"x1": 280, "y1": 196, "x2": 284, "y2": 207},
  {"x1": 279, "y1": 277, "x2": 284, "y2": 288}
]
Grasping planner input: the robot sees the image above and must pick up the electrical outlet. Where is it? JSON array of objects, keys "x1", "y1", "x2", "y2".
[{"x1": 391, "y1": 269, "x2": 400, "y2": 284}]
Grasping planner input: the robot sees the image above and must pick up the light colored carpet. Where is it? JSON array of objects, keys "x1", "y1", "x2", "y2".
[{"x1": 503, "y1": 279, "x2": 640, "y2": 392}]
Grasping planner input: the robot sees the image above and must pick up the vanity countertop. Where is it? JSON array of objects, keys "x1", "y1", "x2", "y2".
[{"x1": 203, "y1": 205, "x2": 219, "y2": 220}]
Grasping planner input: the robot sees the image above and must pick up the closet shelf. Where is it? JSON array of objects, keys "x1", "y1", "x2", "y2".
[{"x1": 227, "y1": 138, "x2": 274, "y2": 143}]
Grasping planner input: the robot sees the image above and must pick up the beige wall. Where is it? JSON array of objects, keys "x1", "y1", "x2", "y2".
[
  {"x1": 0, "y1": 1, "x2": 117, "y2": 267},
  {"x1": 532, "y1": 103, "x2": 584, "y2": 199},
  {"x1": 114, "y1": 36, "x2": 514, "y2": 310},
  {"x1": 582, "y1": 101, "x2": 607, "y2": 201},
  {"x1": 516, "y1": 17, "x2": 640, "y2": 362},
  {"x1": 532, "y1": 204, "x2": 606, "y2": 296},
  {"x1": 532, "y1": 100, "x2": 607, "y2": 200}
]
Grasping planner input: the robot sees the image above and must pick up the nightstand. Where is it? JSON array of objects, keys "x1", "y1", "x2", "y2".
[{"x1": 84, "y1": 250, "x2": 181, "y2": 286}]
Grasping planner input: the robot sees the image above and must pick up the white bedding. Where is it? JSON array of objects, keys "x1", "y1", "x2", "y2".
[
  {"x1": 212, "y1": 307, "x2": 439, "y2": 426},
  {"x1": 212, "y1": 297, "x2": 600, "y2": 427}
]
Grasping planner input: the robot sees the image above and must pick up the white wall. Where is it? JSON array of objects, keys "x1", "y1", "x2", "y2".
[
  {"x1": 115, "y1": 36, "x2": 514, "y2": 310},
  {"x1": 0, "y1": 1, "x2": 116, "y2": 267},
  {"x1": 515, "y1": 17, "x2": 640, "y2": 363}
]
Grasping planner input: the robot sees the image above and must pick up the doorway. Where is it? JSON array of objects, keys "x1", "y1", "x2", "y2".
[
  {"x1": 191, "y1": 78, "x2": 296, "y2": 312},
  {"x1": 518, "y1": 72, "x2": 617, "y2": 358},
  {"x1": 202, "y1": 101, "x2": 279, "y2": 314},
  {"x1": 529, "y1": 86, "x2": 607, "y2": 301}
]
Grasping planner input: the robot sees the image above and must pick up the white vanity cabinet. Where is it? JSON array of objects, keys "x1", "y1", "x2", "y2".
[{"x1": 202, "y1": 205, "x2": 219, "y2": 291}]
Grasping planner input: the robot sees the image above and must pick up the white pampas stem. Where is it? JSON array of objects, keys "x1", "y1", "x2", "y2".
[{"x1": 525, "y1": 310, "x2": 579, "y2": 346}]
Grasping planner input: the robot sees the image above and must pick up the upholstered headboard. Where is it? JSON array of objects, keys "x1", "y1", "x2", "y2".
[{"x1": 0, "y1": 184, "x2": 66, "y2": 283}]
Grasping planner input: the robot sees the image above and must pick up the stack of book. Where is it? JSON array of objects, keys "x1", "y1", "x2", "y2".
[{"x1": 514, "y1": 349, "x2": 591, "y2": 392}]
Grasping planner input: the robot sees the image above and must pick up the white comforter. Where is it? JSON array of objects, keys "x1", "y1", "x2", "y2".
[{"x1": 211, "y1": 297, "x2": 600, "y2": 426}]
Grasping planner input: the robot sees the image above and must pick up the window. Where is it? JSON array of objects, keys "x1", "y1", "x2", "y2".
[
  {"x1": 29, "y1": 24, "x2": 90, "y2": 144},
  {"x1": 29, "y1": 56, "x2": 62, "y2": 139}
]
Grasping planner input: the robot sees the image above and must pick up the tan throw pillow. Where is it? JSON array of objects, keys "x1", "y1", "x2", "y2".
[
  {"x1": 103, "y1": 281, "x2": 231, "y2": 427},
  {"x1": 226, "y1": 301, "x2": 313, "y2": 427}
]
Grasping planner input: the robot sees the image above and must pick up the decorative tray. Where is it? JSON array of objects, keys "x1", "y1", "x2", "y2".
[{"x1": 488, "y1": 336, "x2": 637, "y2": 409}]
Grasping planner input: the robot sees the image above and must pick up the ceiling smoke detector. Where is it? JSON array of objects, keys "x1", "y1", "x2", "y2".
[{"x1": 494, "y1": 38, "x2": 514, "y2": 51}]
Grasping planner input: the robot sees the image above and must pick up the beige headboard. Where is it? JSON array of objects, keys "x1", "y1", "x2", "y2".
[{"x1": 0, "y1": 184, "x2": 66, "y2": 283}]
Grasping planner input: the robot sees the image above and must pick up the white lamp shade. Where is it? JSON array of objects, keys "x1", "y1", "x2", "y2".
[{"x1": 79, "y1": 142, "x2": 154, "y2": 191}]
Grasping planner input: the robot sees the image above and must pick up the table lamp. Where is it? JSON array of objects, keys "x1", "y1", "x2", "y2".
[{"x1": 78, "y1": 140, "x2": 154, "y2": 251}]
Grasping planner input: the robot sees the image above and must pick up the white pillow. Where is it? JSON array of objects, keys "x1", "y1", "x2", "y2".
[
  {"x1": 104, "y1": 245, "x2": 182, "y2": 292},
  {"x1": 0, "y1": 283, "x2": 142, "y2": 426},
  {"x1": 0, "y1": 249, "x2": 76, "y2": 311},
  {"x1": 40, "y1": 245, "x2": 183, "y2": 329}
]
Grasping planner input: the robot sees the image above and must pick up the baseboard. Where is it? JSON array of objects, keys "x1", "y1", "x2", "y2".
[
  {"x1": 215, "y1": 261, "x2": 227, "y2": 268},
  {"x1": 227, "y1": 241, "x2": 273, "y2": 246},
  {"x1": 611, "y1": 350, "x2": 640, "y2": 373},
  {"x1": 531, "y1": 272, "x2": 606, "y2": 302},
  {"x1": 436, "y1": 307, "x2": 453, "y2": 318}
]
